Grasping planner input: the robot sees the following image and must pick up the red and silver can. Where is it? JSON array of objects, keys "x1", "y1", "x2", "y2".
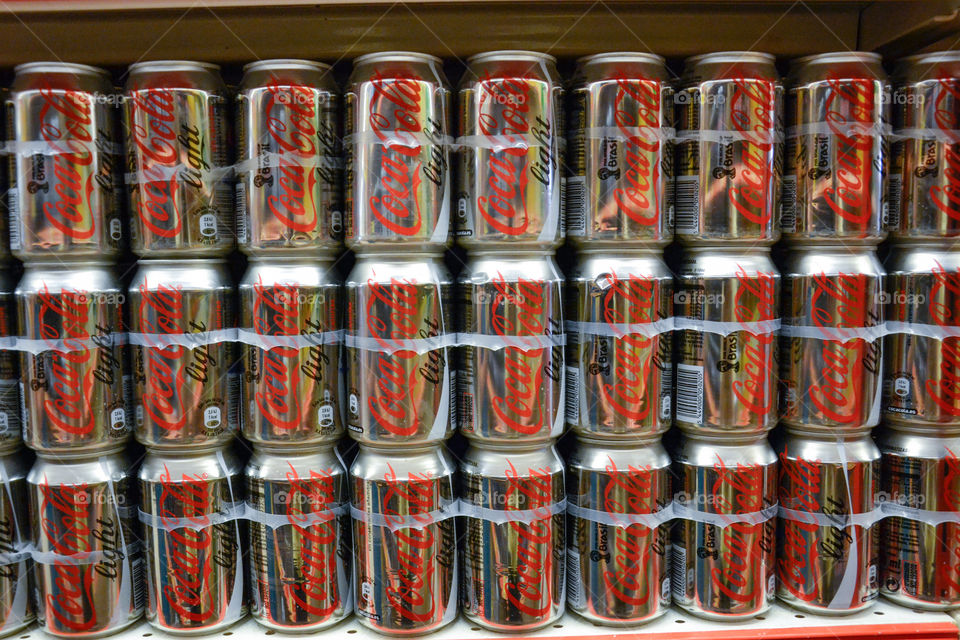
[
  {"x1": 565, "y1": 250, "x2": 673, "y2": 439},
  {"x1": 140, "y1": 445, "x2": 245, "y2": 634},
  {"x1": 236, "y1": 59, "x2": 342, "y2": 255},
  {"x1": 0, "y1": 448, "x2": 34, "y2": 637},
  {"x1": 123, "y1": 60, "x2": 233, "y2": 256},
  {"x1": 0, "y1": 271, "x2": 19, "y2": 452},
  {"x1": 566, "y1": 53, "x2": 674, "y2": 247},
  {"x1": 783, "y1": 52, "x2": 889, "y2": 243},
  {"x1": 345, "y1": 52, "x2": 452, "y2": 251},
  {"x1": 460, "y1": 442, "x2": 565, "y2": 631},
  {"x1": 247, "y1": 444, "x2": 351, "y2": 630},
  {"x1": 672, "y1": 432, "x2": 777, "y2": 620},
  {"x1": 17, "y1": 262, "x2": 129, "y2": 453},
  {"x1": 240, "y1": 258, "x2": 342, "y2": 445},
  {"x1": 350, "y1": 444, "x2": 457, "y2": 635},
  {"x1": 777, "y1": 428, "x2": 880, "y2": 614},
  {"x1": 457, "y1": 251, "x2": 564, "y2": 442},
  {"x1": 345, "y1": 254, "x2": 453, "y2": 445},
  {"x1": 456, "y1": 51, "x2": 564, "y2": 249},
  {"x1": 6, "y1": 62, "x2": 122, "y2": 260},
  {"x1": 780, "y1": 246, "x2": 884, "y2": 430},
  {"x1": 30, "y1": 449, "x2": 144, "y2": 637},
  {"x1": 566, "y1": 436, "x2": 671, "y2": 625},
  {"x1": 128, "y1": 259, "x2": 238, "y2": 449},
  {"x1": 674, "y1": 52, "x2": 783, "y2": 245}
]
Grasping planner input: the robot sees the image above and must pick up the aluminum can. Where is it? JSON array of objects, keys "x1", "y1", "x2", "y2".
[
  {"x1": 461, "y1": 442, "x2": 565, "y2": 631},
  {"x1": 0, "y1": 271, "x2": 19, "y2": 453},
  {"x1": 779, "y1": 246, "x2": 884, "y2": 431},
  {"x1": 565, "y1": 250, "x2": 673, "y2": 440},
  {"x1": 345, "y1": 52, "x2": 452, "y2": 251},
  {"x1": 457, "y1": 251, "x2": 564, "y2": 442},
  {"x1": 783, "y1": 52, "x2": 889, "y2": 243},
  {"x1": 17, "y1": 262, "x2": 128, "y2": 453},
  {"x1": 0, "y1": 448, "x2": 34, "y2": 637},
  {"x1": 456, "y1": 51, "x2": 564, "y2": 249},
  {"x1": 884, "y1": 245, "x2": 960, "y2": 426},
  {"x1": 675, "y1": 52, "x2": 783, "y2": 245},
  {"x1": 246, "y1": 444, "x2": 351, "y2": 631},
  {"x1": 350, "y1": 444, "x2": 457, "y2": 635},
  {"x1": 888, "y1": 51, "x2": 960, "y2": 240},
  {"x1": 240, "y1": 258, "x2": 341, "y2": 445},
  {"x1": 776, "y1": 428, "x2": 880, "y2": 614},
  {"x1": 140, "y1": 445, "x2": 245, "y2": 634},
  {"x1": 675, "y1": 248, "x2": 779, "y2": 434},
  {"x1": 566, "y1": 53, "x2": 674, "y2": 247},
  {"x1": 672, "y1": 432, "x2": 777, "y2": 620},
  {"x1": 29, "y1": 449, "x2": 143, "y2": 637},
  {"x1": 566, "y1": 436, "x2": 671, "y2": 625},
  {"x1": 6, "y1": 62, "x2": 122, "y2": 260},
  {"x1": 128, "y1": 259, "x2": 238, "y2": 449},
  {"x1": 123, "y1": 60, "x2": 233, "y2": 256},
  {"x1": 236, "y1": 59, "x2": 342, "y2": 255},
  {"x1": 345, "y1": 254, "x2": 453, "y2": 445}
]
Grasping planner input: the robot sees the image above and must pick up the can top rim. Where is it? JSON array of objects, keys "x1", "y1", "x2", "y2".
[
  {"x1": 897, "y1": 50, "x2": 960, "y2": 67},
  {"x1": 467, "y1": 50, "x2": 557, "y2": 65},
  {"x1": 14, "y1": 61, "x2": 110, "y2": 78},
  {"x1": 353, "y1": 51, "x2": 442, "y2": 66},
  {"x1": 247, "y1": 255, "x2": 338, "y2": 264},
  {"x1": 465, "y1": 249, "x2": 558, "y2": 258},
  {"x1": 680, "y1": 430, "x2": 771, "y2": 445},
  {"x1": 128, "y1": 60, "x2": 221, "y2": 74},
  {"x1": 22, "y1": 259, "x2": 115, "y2": 269},
  {"x1": 243, "y1": 58, "x2": 332, "y2": 73},
  {"x1": 577, "y1": 51, "x2": 666, "y2": 66},
  {"x1": 791, "y1": 51, "x2": 882, "y2": 68},
  {"x1": 685, "y1": 51, "x2": 776, "y2": 66},
  {"x1": 785, "y1": 244, "x2": 879, "y2": 253},
  {"x1": 682, "y1": 246, "x2": 773, "y2": 255},
  {"x1": 133, "y1": 257, "x2": 229, "y2": 266},
  {"x1": 783, "y1": 426, "x2": 875, "y2": 440},
  {"x1": 36, "y1": 446, "x2": 127, "y2": 461}
]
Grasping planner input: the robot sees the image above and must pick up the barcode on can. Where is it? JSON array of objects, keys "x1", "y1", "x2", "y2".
[
  {"x1": 780, "y1": 175, "x2": 797, "y2": 232},
  {"x1": 566, "y1": 547, "x2": 583, "y2": 610},
  {"x1": 228, "y1": 372, "x2": 242, "y2": 430},
  {"x1": 674, "y1": 175, "x2": 699, "y2": 233},
  {"x1": 457, "y1": 370, "x2": 474, "y2": 427},
  {"x1": 671, "y1": 544, "x2": 687, "y2": 599},
  {"x1": 675, "y1": 363, "x2": 704, "y2": 424},
  {"x1": 565, "y1": 176, "x2": 587, "y2": 236},
  {"x1": 886, "y1": 174, "x2": 902, "y2": 229},
  {"x1": 235, "y1": 182, "x2": 248, "y2": 243},
  {"x1": 7, "y1": 189, "x2": 21, "y2": 251},
  {"x1": 564, "y1": 365, "x2": 580, "y2": 425},
  {"x1": 131, "y1": 557, "x2": 145, "y2": 610},
  {"x1": 904, "y1": 561, "x2": 918, "y2": 595}
]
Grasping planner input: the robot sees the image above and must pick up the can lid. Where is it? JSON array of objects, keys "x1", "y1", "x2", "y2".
[
  {"x1": 679, "y1": 428, "x2": 771, "y2": 446},
  {"x1": 684, "y1": 51, "x2": 776, "y2": 66},
  {"x1": 791, "y1": 51, "x2": 882, "y2": 69},
  {"x1": 465, "y1": 248, "x2": 558, "y2": 259},
  {"x1": 576, "y1": 433, "x2": 664, "y2": 447},
  {"x1": 253, "y1": 441, "x2": 338, "y2": 455},
  {"x1": 783, "y1": 425, "x2": 875, "y2": 439},
  {"x1": 881, "y1": 421, "x2": 960, "y2": 437},
  {"x1": 576, "y1": 51, "x2": 666, "y2": 66},
  {"x1": 21, "y1": 258, "x2": 116, "y2": 270},
  {"x1": 465, "y1": 438, "x2": 559, "y2": 453},
  {"x1": 357, "y1": 441, "x2": 445, "y2": 455},
  {"x1": 128, "y1": 60, "x2": 221, "y2": 74},
  {"x1": 14, "y1": 61, "x2": 111, "y2": 79},
  {"x1": 133, "y1": 257, "x2": 229, "y2": 267},
  {"x1": 467, "y1": 50, "x2": 557, "y2": 65},
  {"x1": 353, "y1": 51, "x2": 442, "y2": 66},
  {"x1": 898, "y1": 50, "x2": 960, "y2": 66},
  {"x1": 242, "y1": 58, "x2": 332, "y2": 73},
  {"x1": 36, "y1": 444, "x2": 127, "y2": 461}
]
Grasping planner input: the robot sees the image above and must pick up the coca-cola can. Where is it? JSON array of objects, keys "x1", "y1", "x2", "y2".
[
  {"x1": 246, "y1": 444, "x2": 351, "y2": 630},
  {"x1": 566, "y1": 436, "x2": 671, "y2": 625},
  {"x1": 779, "y1": 246, "x2": 884, "y2": 431},
  {"x1": 350, "y1": 443, "x2": 457, "y2": 635},
  {"x1": 0, "y1": 271, "x2": 19, "y2": 453},
  {"x1": 140, "y1": 445, "x2": 245, "y2": 634},
  {"x1": 0, "y1": 448, "x2": 34, "y2": 637},
  {"x1": 675, "y1": 248, "x2": 779, "y2": 434},
  {"x1": 457, "y1": 251, "x2": 564, "y2": 442},
  {"x1": 123, "y1": 60, "x2": 234, "y2": 256},
  {"x1": 30, "y1": 448, "x2": 144, "y2": 637},
  {"x1": 6, "y1": 62, "x2": 123, "y2": 260},
  {"x1": 783, "y1": 52, "x2": 889, "y2": 243},
  {"x1": 566, "y1": 53, "x2": 674, "y2": 247},
  {"x1": 345, "y1": 253, "x2": 454, "y2": 445},
  {"x1": 675, "y1": 52, "x2": 783, "y2": 244},
  {"x1": 461, "y1": 442, "x2": 565, "y2": 631},
  {"x1": 128, "y1": 259, "x2": 238, "y2": 449},
  {"x1": 240, "y1": 258, "x2": 342, "y2": 445},
  {"x1": 456, "y1": 51, "x2": 564, "y2": 249},
  {"x1": 884, "y1": 244, "x2": 960, "y2": 426},
  {"x1": 345, "y1": 52, "x2": 452, "y2": 251},
  {"x1": 776, "y1": 428, "x2": 880, "y2": 614},
  {"x1": 672, "y1": 432, "x2": 777, "y2": 620},
  {"x1": 565, "y1": 250, "x2": 673, "y2": 439},
  {"x1": 236, "y1": 59, "x2": 342, "y2": 255},
  {"x1": 17, "y1": 262, "x2": 129, "y2": 453}
]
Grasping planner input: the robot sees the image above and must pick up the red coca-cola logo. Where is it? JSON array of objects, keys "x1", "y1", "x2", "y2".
[
  {"x1": 732, "y1": 265, "x2": 777, "y2": 417},
  {"x1": 504, "y1": 460, "x2": 555, "y2": 617},
  {"x1": 823, "y1": 77, "x2": 876, "y2": 229},
  {"x1": 129, "y1": 88, "x2": 182, "y2": 238},
  {"x1": 729, "y1": 77, "x2": 775, "y2": 226},
  {"x1": 612, "y1": 77, "x2": 661, "y2": 225},
  {"x1": 265, "y1": 82, "x2": 320, "y2": 233},
  {"x1": 138, "y1": 282, "x2": 189, "y2": 431},
  {"x1": 253, "y1": 278, "x2": 302, "y2": 430},
  {"x1": 937, "y1": 449, "x2": 960, "y2": 593},
  {"x1": 930, "y1": 77, "x2": 960, "y2": 221},
  {"x1": 778, "y1": 449, "x2": 822, "y2": 602},
  {"x1": 927, "y1": 263, "x2": 960, "y2": 415}
]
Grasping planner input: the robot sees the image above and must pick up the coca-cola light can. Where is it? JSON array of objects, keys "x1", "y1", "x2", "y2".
[
  {"x1": 0, "y1": 448, "x2": 33, "y2": 637},
  {"x1": 0, "y1": 271, "x2": 20, "y2": 452},
  {"x1": 236, "y1": 59, "x2": 342, "y2": 255}
]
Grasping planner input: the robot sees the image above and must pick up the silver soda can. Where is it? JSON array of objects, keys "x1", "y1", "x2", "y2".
[
  {"x1": 123, "y1": 61, "x2": 234, "y2": 256},
  {"x1": 884, "y1": 245, "x2": 960, "y2": 426},
  {"x1": 566, "y1": 53, "x2": 674, "y2": 247},
  {"x1": 128, "y1": 259, "x2": 238, "y2": 449},
  {"x1": 345, "y1": 254, "x2": 454, "y2": 445},
  {"x1": 0, "y1": 448, "x2": 34, "y2": 637},
  {"x1": 140, "y1": 445, "x2": 245, "y2": 634},
  {"x1": 783, "y1": 52, "x2": 889, "y2": 243},
  {"x1": 6, "y1": 62, "x2": 122, "y2": 260},
  {"x1": 675, "y1": 52, "x2": 783, "y2": 245},
  {"x1": 457, "y1": 251, "x2": 564, "y2": 442},
  {"x1": 777, "y1": 428, "x2": 880, "y2": 614},
  {"x1": 17, "y1": 262, "x2": 129, "y2": 453},
  {"x1": 29, "y1": 449, "x2": 144, "y2": 637},
  {"x1": 565, "y1": 250, "x2": 673, "y2": 440},
  {"x1": 457, "y1": 51, "x2": 564, "y2": 249},
  {"x1": 460, "y1": 442, "x2": 565, "y2": 631},
  {"x1": 246, "y1": 444, "x2": 351, "y2": 631},
  {"x1": 345, "y1": 52, "x2": 452, "y2": 251},
  {"x1": 672, "y1": 432, "x2": 777, "y2": 620},
  {"x1": 675, "y1": 248, "x2": 780, "y2": 434},
  {"x1": 236, "y1": 59, "x2": 342, "y2": 255},
  {"x1": 0, "y1": 271, "x2": 20, "y2": 453},
  {"x1": 350, "y1": 444, "x2": 457, "y2": 635},
  {"x1": 240, "y1": 258, "x2": 342, "y2": 445},
  {"x1": 780, "y1": 246, "x2": 884, "y2": 431},
  {"x1": 566, "y1": 436, "x2": 671, "y2": 625}
]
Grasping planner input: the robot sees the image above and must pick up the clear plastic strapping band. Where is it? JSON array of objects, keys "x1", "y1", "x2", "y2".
[
  {"x1": 345, "y1": 130, "x2": 455, "y2": 148},
  {"x1": 244, "y1": 502, "x2": 348, "y2": 530},
  {"x1": 233, "y1": 152, "x2": 343, "y2": 174},
  {"x1": 787, "y1": 122, "x2": 891, "y2": 138},
  {"x1": 891, "y1": 128, "x2": 960, "y2": 143},
  {"x1": 779, "y1": 323, "x2": 887, "y2": 342},
  {"x1": 4, "y1": 139, "x2": 125, "y2": 156},
  {"x1": 125, "y1": 164, "x2": 234, "y2": 185},
  {"x1": 457, "y1": 499, "x2": 566, "y2": 525},
  {"x1": 350, "y1": 497, "x2": 459, "y2": 532},
  {"x1": 566, "y1": 318, "x2": 675, "y2": 339},
  {"x1": 566, "y1": 502, "x2": 674, "y2": 529},
  {"x1": 344, "y1": 332, "x2": 459, "y2": 356},
  {"x1": 8, "y1": 333, "x2": 126, "y2": 356},
  {"x1": 675, "y1": 129, "x2": 783, "y2": 145},
  {"x1": 778, "y1": 506, "x2": 886, "y2": 528},
  {"x1": 672, "y1": 503, "x2": 779, "y2": 529},
  {"x1": 236, "y1": 329, "x2": 343, "y2": 350},
  {"x1": 127, "y1": 329, "x2": 238, "y2": 350},
  {"x1": 455, "y1": 332, "x2": 566, "y2": 351},
  {"x1": 674, "y1": 317, "x2": 780, "y2": 337},
  {"x1": 581, "y1": 126, "x2": 676, "y2": 144}
]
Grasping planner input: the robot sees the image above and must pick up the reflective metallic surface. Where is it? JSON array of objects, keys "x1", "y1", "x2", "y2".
[
  {"x1": 0, "y1": 448, "x2": 33, "y2": 637},
  {"x1": 0, "y1": 271, "x2": 19, "y2": 453}
]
